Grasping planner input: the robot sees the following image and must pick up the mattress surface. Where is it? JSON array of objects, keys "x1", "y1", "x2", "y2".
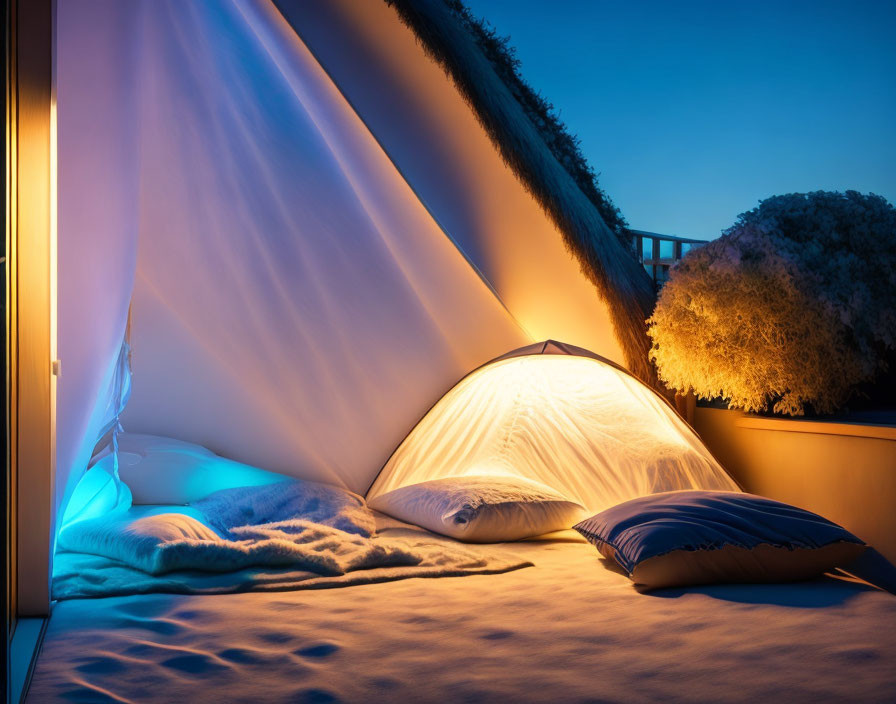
[{"x1": 28, "y1": 518, "x2": 896, "y2": 703}]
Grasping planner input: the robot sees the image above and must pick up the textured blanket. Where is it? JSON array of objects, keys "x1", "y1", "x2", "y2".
[{"x1": 54, "y1": 484, "x2": 531, "y2": 599}]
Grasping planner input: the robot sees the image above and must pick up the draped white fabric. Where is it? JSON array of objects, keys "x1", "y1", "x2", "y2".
[
  {"x1": 58, "y1": 0, "x2": 732, "y2": 528},
  {"x1": 56, "y1": 1, "x2": 140, "y2": 543},
  {"x1": 120, "y1": 0, "x2": 529, "y2": 493},
  {"x1": 278, "y1": 0, "x2": 627, "y2": 365},
  {"x1": 368, "y1": 355, "x2": 739, "y2": 513}
]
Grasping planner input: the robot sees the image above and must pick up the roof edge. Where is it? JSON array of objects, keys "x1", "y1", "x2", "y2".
[{"x1": 384, "y1": 0, "x2": 661, "y2": 388}]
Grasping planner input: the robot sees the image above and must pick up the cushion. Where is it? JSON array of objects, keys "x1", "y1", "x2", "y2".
[
  {"x1": 116, "y1": 433, "x2": 289, "y2": 504},
  {"x1": 58, "y1": 506, "x2": 221, "y2": 574},
  {"x1": 368, "y1": 475, "x2": 585, "y2": 542},
  {"x1": 574, "y1": 490, "x2": 866, "y2": 589},
  {"x1": 192, "y1": 479, "x2": 375, "y2": 538}
]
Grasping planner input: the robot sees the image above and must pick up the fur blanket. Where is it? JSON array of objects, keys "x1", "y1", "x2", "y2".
[{"x1": 54, "y1": 482, "x2": 530, "y2": 599}]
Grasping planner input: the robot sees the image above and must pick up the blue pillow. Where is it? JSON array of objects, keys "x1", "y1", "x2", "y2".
[{"x1": 574, "y1": 490, "x2": 866, "y2": 589}]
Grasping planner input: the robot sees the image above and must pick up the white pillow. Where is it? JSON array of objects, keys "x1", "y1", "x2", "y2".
[
  {"x1": 117, "y1": 433, "x2": 289, "y2": 505},
  {"x1": 368, "y1": 475, "x2": 585, "y2": 542},
  {"x1": 57, "y1": 506, "x2": 220, "y2": 575}
]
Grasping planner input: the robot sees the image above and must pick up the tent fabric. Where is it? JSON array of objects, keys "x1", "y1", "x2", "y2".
[
  {"x1": 368, "y1": 346, "x2": 739, "y2": 514},
  {"x1": 56, "y1": 0, "x2": 140, "y2": 544},
  {"x1": 370, "y1": 0, "x2": 658, "y2": 384},
  {"x1": 120, "y1": 0, "x2": 529, "y2": 494},
  {"x1": 276, "y1": 0, "x2": 628, "y2": 367}
]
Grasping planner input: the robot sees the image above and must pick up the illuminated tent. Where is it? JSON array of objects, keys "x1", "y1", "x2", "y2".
[
  {"x1": 369, "y1": 341, "x2": 738, "y2": 513},
  {"x1": 15, "y1": 0, "x2": 699, "y2": 610}
]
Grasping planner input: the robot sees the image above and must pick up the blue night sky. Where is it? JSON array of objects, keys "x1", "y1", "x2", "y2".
[{"x1": 463, "y1": 0, "x2": 896, "y2": 240}]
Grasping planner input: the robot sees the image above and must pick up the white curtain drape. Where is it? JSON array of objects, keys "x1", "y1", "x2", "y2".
[
  {"x1": 120, "y1": 0, "x2": 529, "y2": 493},
  {"x1": 55, "y1": 1, "x2": 140, "y2": 543}
]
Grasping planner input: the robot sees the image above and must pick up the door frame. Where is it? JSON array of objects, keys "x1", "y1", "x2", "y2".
[{"x1": 6, "y1": 0, "x2": 56, "y2": 633}]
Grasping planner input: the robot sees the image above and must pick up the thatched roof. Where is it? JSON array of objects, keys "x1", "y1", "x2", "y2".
[{"x1": 385, "y1": 0, "x2": 659, "y2": 387}]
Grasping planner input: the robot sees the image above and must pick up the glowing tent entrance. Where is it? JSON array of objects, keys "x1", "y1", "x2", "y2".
[{"x1": 369, "y1": 342, "x2": 737, "y2": 513}]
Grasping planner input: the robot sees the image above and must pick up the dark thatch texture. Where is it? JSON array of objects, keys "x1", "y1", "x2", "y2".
[
  {"x1": 438, "y1": 1, "x2": 632, "y2": 252},
  {"x1": 385, "y1": 0, "x2": 659, "y2": 387}
]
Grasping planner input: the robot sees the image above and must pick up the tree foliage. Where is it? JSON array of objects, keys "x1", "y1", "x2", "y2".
[{"x1": 648, "y1": 191, "x2": 896, "y2": 415}]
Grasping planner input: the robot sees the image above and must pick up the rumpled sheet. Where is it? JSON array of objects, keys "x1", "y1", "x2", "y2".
[
  {"x1": 32, "y1": 530, "x2": 896, "y2": 704},
  {"x1": 54, "y1": 499, "x2": 531, "y2": 600}
]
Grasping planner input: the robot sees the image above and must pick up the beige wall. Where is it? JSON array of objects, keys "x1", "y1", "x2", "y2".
[{"x1": 694, "y1": 407, "x2": 896, "y2": 565}]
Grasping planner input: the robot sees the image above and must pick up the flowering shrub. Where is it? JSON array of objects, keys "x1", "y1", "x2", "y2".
[{"x1": 647, "y1": 191, "x2": 896, "y2": 415}]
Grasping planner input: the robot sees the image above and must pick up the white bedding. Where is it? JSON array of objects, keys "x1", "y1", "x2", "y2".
[
  {"x1": 53, "y1": 508, "x2": 528, "y2": 599},
  {"x1": 30, "y1": 517, "x2": 896, "y2": 703}
]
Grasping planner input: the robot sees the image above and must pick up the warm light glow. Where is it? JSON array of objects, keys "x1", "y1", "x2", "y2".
[{"x1": 368, "y1": 355, "x2": 738, "y2": 513}]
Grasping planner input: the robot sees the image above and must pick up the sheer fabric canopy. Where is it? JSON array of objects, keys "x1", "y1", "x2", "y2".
[
  {"x1": 56, "y1": 0, "x2": 726, "y2": 541},
  {"x1": 118, "y1": 0, "x2": 528, "y2": 493}
]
